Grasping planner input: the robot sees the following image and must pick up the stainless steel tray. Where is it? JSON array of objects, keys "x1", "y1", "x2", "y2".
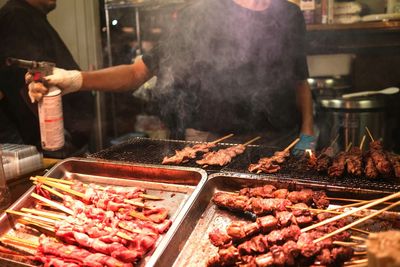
[
  {"x1": 154, "y1": 172, "x2": 400, "y2": 267},
  {"x1": 0, "y1": 157, "x2": 207, "y2": 267}
]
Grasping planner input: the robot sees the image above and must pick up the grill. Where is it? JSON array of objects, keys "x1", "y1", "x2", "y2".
[{"x1": 90, "y1": 137, "x2": 400, "y2": 192}]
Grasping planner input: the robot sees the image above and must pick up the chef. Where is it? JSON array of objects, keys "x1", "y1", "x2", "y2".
[{"x1": 27, "y1": 0, "x2": 315, "y2": 154}]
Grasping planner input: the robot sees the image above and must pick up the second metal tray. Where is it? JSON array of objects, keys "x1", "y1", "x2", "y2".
[{"x1": 153, "y1": 172, "x2": 400, "y2": 267}]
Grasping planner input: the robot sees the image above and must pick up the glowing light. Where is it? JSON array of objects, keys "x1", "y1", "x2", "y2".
[{"x1": 112, "y1": 19, "x2": 118, "y2": 26}]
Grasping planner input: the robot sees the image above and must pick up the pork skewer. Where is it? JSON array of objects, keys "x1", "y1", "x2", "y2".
[
  {"x1": 346, "y1": 138, "x2": 365, "y2": 177},
  {"x1": 196, "y1": 136, "x2": 260, "y2": 166},
  {"x1": 368, "y1": 140, "x2": 392, "y2": 176},
  {"x1": 162, "y1": 133, "x2": 234, "y2": 165},
  {"x1": 248, "y1": 138, "x2": 300, "y2": 174}
]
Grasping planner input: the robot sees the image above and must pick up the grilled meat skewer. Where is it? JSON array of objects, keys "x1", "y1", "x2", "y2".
[
  {"x1": 387, "y1": 152, "x2": 400, "y2": 178},
  {"x1": 328, "y1": 152, "x2": 347, "y2": 178},
  {"x1": 369, "y1": 140, "x2": 392, "y2": 176},
  {"x1": 364, "y1": 152, "x2": 379, "y2": 179},
  {"x1": 346, "y1": 147, "x2": 363, "y2": 177},
  {"x1": 196, "y1": 144, "x2": 246, "y2": 166},
  {"x1": 162, "y1": 143, "x2": 216, "y2": 165}
]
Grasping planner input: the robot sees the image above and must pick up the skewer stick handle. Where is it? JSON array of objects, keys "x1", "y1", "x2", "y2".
[
  {"x1": 33, "y1": 182, "x2": 65, "y2": 199},
  {"x1": 301, "y1": 190, "x2": 400, "y2": 233},
  {"x1": 314, "y1": 200, "x2": 400, "y2": 243},
  {"x1": 6, "y1": 210, "x2": 57, "y2": 224},
  {"x1": 21, "y1": 208, "x2": 67, "y2": 220},
  {"x1": 243, "y1": 136, "x2": 261, "y2": 147},
  {"x1": 345, "y1": 142, "x2": 353, "y2": 152},
  {"x1": 365, "y1": 127, "x2": 375, "y2": 142},
  {"x1": 329, "y1": 134, "x2": 340, "y2": 148},
  {"x1": 31, "y1": 192, "x2": 74, "y2": 215},
  {"x1": 33, "y1": 176, "x2": 74, "y2": 185},
  {"x1": 37, "y1": 179, "x2": 85, "y2": 199},
  {"x1": 359, "y1": 135, "x2": 366, "y2": 150},
  {"x1": 210, "y1": 134, "x2": 234, "y2": 144},
  {"x1": 284, "y1": 138, "x2": 300, "y2": 151}
]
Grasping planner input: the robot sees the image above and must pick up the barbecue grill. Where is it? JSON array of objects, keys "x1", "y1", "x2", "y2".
[{"x1": 90, "y1": 137, "x2": 400, "y2": 192}]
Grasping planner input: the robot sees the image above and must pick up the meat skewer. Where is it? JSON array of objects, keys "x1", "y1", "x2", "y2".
[
  {"x1": 248, "y1": 138, "x2": 300, "y2": 174},
  {"x1": 368, "y1": 140, "x2": 392, "y2": 176},
  {"x1": 196, "y1": 136, "x2": 260, "y2": 166},
  {"x1": 387, "y1": 152, "x2": 400, "y2": 178},
  {"x1": 162, "y1": 133, "x2": 233, "y2": 165},
  {"x1": 346, "y1": 138, "x2": 364, "y2": 177},
  {"x1": 364, "y1": 152, "x2": 379, "y2": 179},
  {"x1": 315, "y1": 135, "x2": 339, "y2": 173}
]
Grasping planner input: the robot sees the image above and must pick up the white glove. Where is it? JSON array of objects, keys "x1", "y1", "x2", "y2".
[{"x1": 27, "y1": 67, "x2": 82, "y2": 103}]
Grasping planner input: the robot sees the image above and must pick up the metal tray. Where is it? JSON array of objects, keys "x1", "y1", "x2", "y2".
[
  {"x1": 153, "y1": 172, "x2": 400, "y2": 267},
  {"x1": 0, "y1": 157, "x2": 207, "y2": 267}
]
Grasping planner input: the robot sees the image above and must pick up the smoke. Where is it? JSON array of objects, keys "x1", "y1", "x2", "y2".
[{"x1": 152, "y1": 0, "x2": 304, "y2": 136}]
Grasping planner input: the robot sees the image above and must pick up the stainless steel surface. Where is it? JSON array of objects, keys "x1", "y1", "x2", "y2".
[
  {"x1": 154, "y1": 172, "x2": 399, "y2": 267},
  {"x1": 317, "y1": 96, "x2": 386, "y2": 150},
  {"x1": 0, "y1": 157, "x2": 207, "y2": 266},
  {"x1": 319, "y1": 97, "x2": 385, "y2": 109}
]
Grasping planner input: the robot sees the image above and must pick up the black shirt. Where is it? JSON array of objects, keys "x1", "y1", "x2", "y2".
[
  {"x1": 0, "y1": 0, "x2": 93, "y2": 154},
  {"x1": 143, "y1": 0, "x2": 309, "y2": 136}
]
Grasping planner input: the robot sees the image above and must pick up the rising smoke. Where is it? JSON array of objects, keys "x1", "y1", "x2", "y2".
[{"x1": 152, "y1": 0, "x2": 305, "y2": 136}]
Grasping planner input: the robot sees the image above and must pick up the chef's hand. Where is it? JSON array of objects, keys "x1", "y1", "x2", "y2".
[
  {"x1": 26, "y1": 67, "x2": 82, "y2": 103},
  {"x1": 292, "y1": 133, "x2": 316, "y2": 156}
]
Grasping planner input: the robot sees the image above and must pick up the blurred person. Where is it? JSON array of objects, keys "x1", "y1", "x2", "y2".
[
  {"x1": 0, "y1": 0, "x2": 94, "y2": 158},
  {"x1": 28, "y1": 0, "x2": 315, "y2": 154}
]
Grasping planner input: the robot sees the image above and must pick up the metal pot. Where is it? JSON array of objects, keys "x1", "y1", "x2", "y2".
[{"x1": 316, "y1": 96, "x2": 386, "y2": 151}]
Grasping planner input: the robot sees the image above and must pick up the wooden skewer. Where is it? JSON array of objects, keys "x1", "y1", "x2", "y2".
[
  {"x1": 354, "y1": 251, "x2": 367, "y2": 255},
  {"x1": 210, "y1": 133, "x2": 234, "y2": 145},
  {"x1": 286, "y1": 206, "x2": 364, "y2": 218},
  {"x1": 327, "y1": 197, "x2": 371, "y2": 203},
  {"x1": 351, "y1": 228, "x2": 371, "y2": 235},
  {"x1": 345, "y1": 142, "x2": 353, "y2": 152},
  {"x1": 329, "y1": 199, "x2": 396, "y2": 211},
  {"x1": 301, "y1": 190, "x2": 400, "y2": 234},
  {"x1": 33, "y1": 176, "x2": 74, "y2": 185},
  {"x1": 2, "y1": 235, "x2": 39, "y2": 248},
  {"x1": 33, "y1": 181, "x2": 65, "y2": 199},
  {"x1": 6, "y1": 210, "x2": 58, "y2": 224},
  {"x1": 359, "y1": 135, "x2": 366, "y2": 150},
  {"x1": 243, "y1": 136, "x2": 261, "y2": 147},
  {"x1": 365, "y1": 127, "x2": 375, "y2": 142},
  {"x1": 35, "y1": 179, "x2": 85, "y2": 199},
  {"x1": 31, "y1": 193, "x2": 74, "y2": 216},
  {"x1": 329, "y1": 134, "x2": 340, "y2": 147},
  {"x1": 32, "y1": 177, "x2": 72, "y2": 189},
  {"x1": 344, "y1": 259, "x2": 368, "y2": 265},
  {"x1": 284, "y1": 138, "x2": 300, "y2": 151},
  {"x1": 138, "y1": 193, "x2": 162, "y2": 201},
  {"x1": 332, "y1": 241, "x2": 361, "y2": 247},
  {"x1": 18, "y1": 218, "x2": 56, "y2": 232},
  {"x1": 130, "y1": 210, "x2": 151, "y2": 221},
  {"x1": 313, "y1": 200, "x2": 400, "y2": 243},
  {"x1": 21, "y1": 208, "x2": 67, "y2": 220},
  {"x1": 124, "y1": 199, "x2": 148, "y2": 208},
  {"x1": 351, "y1": 235, "x2": 367, "y2": 241}
]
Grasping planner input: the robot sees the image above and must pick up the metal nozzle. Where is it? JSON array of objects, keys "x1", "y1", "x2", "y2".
[{"x1": 6, "y1": 57, "x2": 38, "y2": 69}]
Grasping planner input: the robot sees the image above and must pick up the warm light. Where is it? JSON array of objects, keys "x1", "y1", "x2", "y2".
[{"x1": 305, "y1": 149, "x2": 313, "y2": 158}]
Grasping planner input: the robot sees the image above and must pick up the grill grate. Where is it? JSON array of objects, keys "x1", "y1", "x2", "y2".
[{"x1": 90, "y1": 137, "x2": 400, "y2": 192}]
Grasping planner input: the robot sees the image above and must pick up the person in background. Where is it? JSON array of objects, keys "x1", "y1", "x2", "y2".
[
  {"x1": 28, "y1": 0, "x2": 315, "y2": 155},
  {"x1": 0, "y1": 0, "x2": 94, "y2": 158}
]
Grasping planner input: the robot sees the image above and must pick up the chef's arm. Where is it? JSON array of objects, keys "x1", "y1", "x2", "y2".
[
  {"x1": 81, "y1": 57, "x2": 152, "y2": 92},
  {"x1": 296, "y1": 80, "x2": 314, "y2": 135}
]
